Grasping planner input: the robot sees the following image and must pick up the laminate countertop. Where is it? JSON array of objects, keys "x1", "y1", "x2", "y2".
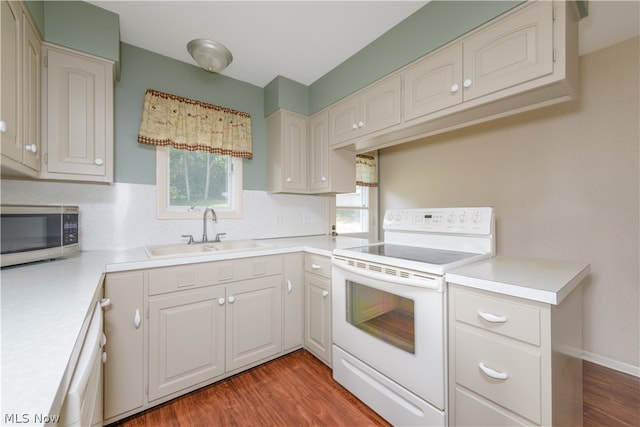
[
  {"x1": 0, "y1": 235, "x2": 368, "y2": 426},
  {"x1": 447, "y1": 255, "x2": 591, "y2": 305}
]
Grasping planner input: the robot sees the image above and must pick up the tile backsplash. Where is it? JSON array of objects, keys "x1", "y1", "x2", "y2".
[{"x1": 1, "y1": 180, "x2": 329, "y2": 250}]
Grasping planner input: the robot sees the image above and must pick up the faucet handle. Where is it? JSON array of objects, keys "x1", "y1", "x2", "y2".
[
  {"x1": 214, "y1": 233, "x2": 226, "y2": 242},
  {"x1": 181, "y1": 234, "x2": 195, "y2": 244}
]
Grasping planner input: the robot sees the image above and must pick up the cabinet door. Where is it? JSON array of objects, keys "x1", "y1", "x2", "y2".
[
  {"x1": 329, "y1": 95, "x2": 359, "y2": 146},
  {"x1": 43, "y1": 45, "x2": 113, "y2": 181},
  {"x1": 305, "y1": 273, "x2": 332, "y2": 366},
  {"x1": 226, "y1": 276, "x2": 283, "y2": 371},
  {"x1": 462, "y1": 1, "x2": 553, "y2": 101},
  {"x1": 359, "y1": 75, "x2": 401, "y2": 137},
  {"x1": 103, "y1": 272, "x2": 145, "y2": 421},
  {"x1": 403, "y1": 44, "x2": 463, "y2": 122},
  {"x1": 282, "y1": 112, "x2": 307, "y2": 191},
  {"x1": 283, "y1": 253, "x2": 304, "y2": 351},
  {"x1": 21, "y1": 12, "x2": 40, "y2": 172},
  {"x1": 308, "y1": 111, "x2": 330, "y2": 192},
  {"x1": 148, "y1": 286, "x2": 226, "y2": 401},
  {"x1": 1, "y1": 1, "x2": 21, "y2": 163}
]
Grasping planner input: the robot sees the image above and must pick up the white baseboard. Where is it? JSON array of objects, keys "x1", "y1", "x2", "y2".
[{"x1": 583, "y1": 350, "x2": 640, "y2": 378}]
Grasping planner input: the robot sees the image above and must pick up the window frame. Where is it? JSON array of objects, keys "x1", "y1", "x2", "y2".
[
  {"x1": 156, "y1": 147, "x2": 243, "y2": 219},
  {"x1": 333, "y1": 185, "x2": 379, "y2": 241}
]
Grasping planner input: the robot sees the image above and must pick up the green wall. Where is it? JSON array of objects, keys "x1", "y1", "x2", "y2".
[{"x1": 115, "y1": 44, "x2": 266, "y2": 188}]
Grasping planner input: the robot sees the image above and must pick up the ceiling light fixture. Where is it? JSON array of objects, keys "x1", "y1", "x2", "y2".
[{"x1": 187, "y1": 38, "x2": 233, "y2": 73}]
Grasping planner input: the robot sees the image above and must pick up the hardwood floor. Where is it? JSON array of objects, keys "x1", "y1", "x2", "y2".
[
  {"x1": 112, "y1": 351, "x2": 639, "y2": 427},
  {"x1": 583, "y1": 360, "x2": 640, "y2": 427}
]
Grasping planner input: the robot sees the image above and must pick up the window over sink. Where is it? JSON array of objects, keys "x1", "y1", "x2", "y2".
[{"x1": 156, "y1": 147, "x2": 242, "y2": 219}]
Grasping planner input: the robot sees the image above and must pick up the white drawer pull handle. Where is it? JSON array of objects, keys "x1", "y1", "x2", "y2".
[
  {"x1": 478, "y1": 311, "x2": 507, "y2": 323},
  {"x1": 228, "y1": 296, "x2": 235, "y2": 303},
  {"x1": 133, "y1": 309, "x2": 141, "y2": 329},
  {"x1": 99, "y1": 298, "x2": 111, "y2": 308},
  {"x1": 311, "y1": 264, "x2": 322, "y2": 269},
  {"x1": 479, "y1": 362, "x2": 508, "y2": 380},
  {"x1": 218, "y1": 298, "x2": 225, "y2": 306},
  {"x1": 286, "y1": 279, "x2": 293, "y2": 294}
]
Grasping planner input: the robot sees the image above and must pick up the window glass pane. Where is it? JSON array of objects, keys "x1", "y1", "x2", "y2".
[
  {"x1": 346, "y1": 280, "x2": 415, "y2": 354},
  {"x1": 336, "y1": 186, "x2": 368, "y2": 208},
  {"x1": 336, "y1": 208, "x2": 368, "y2": 233},
  {"x1": 168, "y1": 147, "x2": 230, "y2": 208}
]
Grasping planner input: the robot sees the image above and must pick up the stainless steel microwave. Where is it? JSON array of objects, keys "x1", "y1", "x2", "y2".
[{"x1": 1, "y1": 205, "x2": 79, "y2": 267}]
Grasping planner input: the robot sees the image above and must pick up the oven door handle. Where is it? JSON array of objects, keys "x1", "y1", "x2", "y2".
[{"x1": 332, "y1": 261, "x2": 440, "y2": 290}]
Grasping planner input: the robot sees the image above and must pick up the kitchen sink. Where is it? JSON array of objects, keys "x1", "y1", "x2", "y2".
[{"x1": 145, "y1": 239, "x2": 274, "y2": 259}]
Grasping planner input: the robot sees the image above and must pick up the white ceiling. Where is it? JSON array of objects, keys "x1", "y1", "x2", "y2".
[{"x1": 88, "y1": 1, "x2": 639, "y2": 88}]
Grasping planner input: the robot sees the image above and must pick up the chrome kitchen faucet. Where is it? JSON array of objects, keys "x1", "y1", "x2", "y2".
[{"x1": 202, "y1": 206, "x2": 217, "y2": 242}]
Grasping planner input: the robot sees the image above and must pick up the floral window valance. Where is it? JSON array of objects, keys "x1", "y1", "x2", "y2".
[
  {"x1": 137, "y1": 88, "x2": 253, "y2": 159},
  {"x1": 356, "y1": 152, "x2": 378, "y2": 187}
]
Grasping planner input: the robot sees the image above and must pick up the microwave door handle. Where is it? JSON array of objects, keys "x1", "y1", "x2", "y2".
[{"x1": 332, "y1": 261, "x2": 440, "y2": 290}]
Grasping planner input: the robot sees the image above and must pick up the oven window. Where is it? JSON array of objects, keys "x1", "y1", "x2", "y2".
[{"x1": 346, "y1": 281, "x2": 415, "y2": 354}]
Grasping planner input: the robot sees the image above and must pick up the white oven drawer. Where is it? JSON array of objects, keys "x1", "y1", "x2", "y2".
[
  {"x1": 452, "y1": 288, "x2": 541, "y2": 346},
  {"x1": 454, "y1": 326, "x2": 541, "y2": 424}
]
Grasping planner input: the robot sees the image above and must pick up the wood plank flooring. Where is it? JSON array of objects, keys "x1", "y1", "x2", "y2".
[
  {"x1": 112, "y1": 350, "x2": 639, "y2": 427},
  {"x1": 583, "y1": 360, "x2": 640, "y2": 427}
]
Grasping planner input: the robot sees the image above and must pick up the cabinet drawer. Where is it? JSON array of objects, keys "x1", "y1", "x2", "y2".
[
  {"x1": 304, "y1": 253, "x2": 331, "y2": 278},
  {"x1": 454, "y1": 387, "x2": 530, "y2": 426},
  {"x1": 455, "y1": 326, "x2": 541, "y2": 424},
  {"x1": 452, "y1": 288, "x2": 541, "y2": 346},
  {"x1": 149, "y1": 255, "x2": 283, "y2": 295}
]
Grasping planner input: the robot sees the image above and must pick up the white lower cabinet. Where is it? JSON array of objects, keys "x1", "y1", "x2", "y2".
[
  {"x1": 148, "y1": 286, "x2": 226, "y2": 401},
  {"x1": 304, "y1": 253, "x2": 332, "y2": 366},
  {"x1": 103, "y1": 254, "x2": 297, "y2": 424},
  {"x1": 448, "y1": 283, "x2": 583, "y2": 426},
  {"x1": 103, "y1": 271, "x2": 145, "y2": 422}
]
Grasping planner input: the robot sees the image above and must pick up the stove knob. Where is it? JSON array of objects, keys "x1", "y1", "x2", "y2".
[
  {"x1": 473, "y1": 211, "x2": 481, "y2": 223},
  {"x1": 447, "y1": 212, "x2": 455, "y2": 222},
  {"x1": 460, "y1": 212, "x2": 467, "y2": 223}
]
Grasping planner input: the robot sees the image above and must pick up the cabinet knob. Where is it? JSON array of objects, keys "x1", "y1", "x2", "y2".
[
  {"x1": 99, "y1": 298, "x2": 111, "y2": 308},
  {"x1": 102, "y1": 351, "x2": 108, "y2": 364},
  {"x1": 218, "y1": 298, "x2": 225, "y2": 305},
  {"x1": 94, "y1": 158, "x2": 104, "y2": 166},
  {"x1": 286, "y1": 177, "x2": 292, "y2": 182},
  {"x1": 463, "y1": 78, "x2": 472, "y2": 88},
  {"x1": 450, "y1": 83, "x2": 460, "y2": 93},
  {"x1": 25, "y1": 144, "x2": 37, "y2": 153},
  {"x1": 286, "y1": 280, "x2": 293, "y2": 294},
  {"x1": 0, "y1": 120, "x2": 6, "y2": 132},
  {"x1": 352, "y1": 123, "x2": 359, "y2": 130},
  {"x1": 228, "y1": 296, "x2": 235, "y2": 303},
  {"x1": 133, "y1": 309, "x2": 141, "y2": 329},
  {"x1": 357, "y1": 121, "x2": 365, "y2": 128},
  {"x1": 321, "y1": 176, "x2": 327, "y2": 182},
  {"x1": 322, "y1": 290, "x2": 329, "y2": 298}
]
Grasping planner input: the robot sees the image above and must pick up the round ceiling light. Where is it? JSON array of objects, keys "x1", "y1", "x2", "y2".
[{"x1": 187, "y1": 38, "x2": 233, "y2": 73}]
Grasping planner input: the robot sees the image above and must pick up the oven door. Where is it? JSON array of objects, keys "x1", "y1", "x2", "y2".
[{"x1": 331, "y1": 260, "x2": 446, "y2": 410}]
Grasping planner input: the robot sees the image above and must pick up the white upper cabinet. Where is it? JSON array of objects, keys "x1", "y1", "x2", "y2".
[
  {"x1": 404, "y1": 1, "x2": 554, "y2": 123},
  {"x1": 329, "y1": 75, "x2": 401, "y2": 146},
  {"x1": 462, "y1": 0, "x2": 553, "y2": 101},
  {"x1": 1, "y1": 1, "x2": 41, "y2": 178},
  {"x1": 41, "y1": 43, "x2": 114, "y2": 183},
  {"x1": 268, "y1": 109, "x2": 355, "y2": 194}
]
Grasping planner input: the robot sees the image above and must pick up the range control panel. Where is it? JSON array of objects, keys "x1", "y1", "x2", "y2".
[{"x1": 383, "y1": 207, "x2": 494, "y2": 235}]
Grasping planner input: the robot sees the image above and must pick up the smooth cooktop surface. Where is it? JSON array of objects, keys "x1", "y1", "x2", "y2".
[{"x1": 344, "y1": 244, "x2": 478, "y2": 265}]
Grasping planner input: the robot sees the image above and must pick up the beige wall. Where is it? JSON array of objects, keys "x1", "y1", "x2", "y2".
[{"x1": 379, "y1": 37, "x2": 639, "y2": 370}]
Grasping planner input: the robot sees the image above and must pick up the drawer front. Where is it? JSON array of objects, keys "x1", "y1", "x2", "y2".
[
  {"x1": 455, "y1": 326, "x2": 541, "y2": 424},
  {"x1": 454, "y1": 387, "x2": 531, "y2": 426},
  {"x1": 453, "y1": 288, "x2": 541, "y2": 346},
  {"x1": 149, "y1": 255, "x2": 283, "y2": 295},
  {"x1": 304, "y1": 253, "x2": 331, "y2": 278}
]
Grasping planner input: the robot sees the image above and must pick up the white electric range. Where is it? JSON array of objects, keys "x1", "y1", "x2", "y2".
[{"x1": 331, "y1": 207, "x2": 495, "y2": 426}]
